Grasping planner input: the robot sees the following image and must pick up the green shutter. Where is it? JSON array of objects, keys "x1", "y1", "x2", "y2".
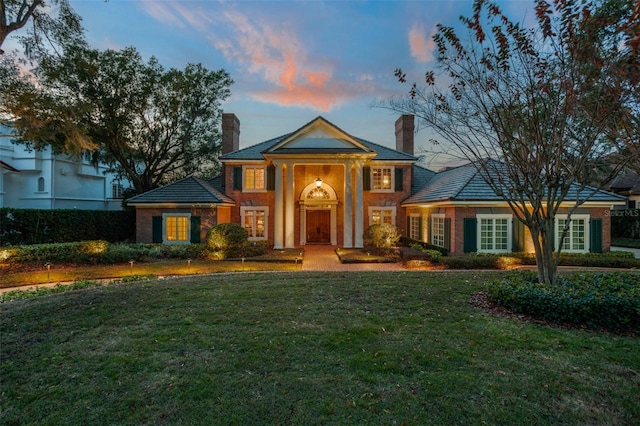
[
  {"x1": 426, "y1": 217, "x2": 431, "y2": 244},
  {"x1": 152, "y1": 216, "x2": 162, "y2": 243},
  {"x1": 590, "y1": 218, "x2": 602, "y2": 253},
  {"x1": 463, "y1": 217, "x2": 477, "y2": 253},
  {"x1": 395, "y1": 168, "x2": 403, "y2": 192},
  {"x1": 190, "y1": 216, "x2": 201, "y2": 243},
  {"x1": 233, "y1": 167, "x2": 242, "y2": 190},
  {"x1": 444, "y1": 218, "x2": 451, "y2": 251},
  {"x1": 363, "y1": 167, "x2": 371, "y2": 191},
  {"x1": 512, "y1": 218, "x2": 525, "y2": 252},
  {"x1": 266, "y1": 165, "x2": 275, "y2": 190}
]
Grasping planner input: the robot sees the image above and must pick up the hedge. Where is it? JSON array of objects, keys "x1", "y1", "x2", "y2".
[
  {"x1": 0, "y1": 208, "x2": 135, "y2": 245},
  {"x1": 485, "y1": 271, "x2": 640, "y2": 331}
]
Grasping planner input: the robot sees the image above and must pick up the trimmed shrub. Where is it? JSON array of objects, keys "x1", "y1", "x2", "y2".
[
  {"x1": 363, "y1": 224, "x2": 401, "y2": 250},
  {"x1": 206, "y1": 223, "x2": 249, "y2": 259},
  {"x1": 485, "y1": 271, "x2": 640, "y2": 331}
]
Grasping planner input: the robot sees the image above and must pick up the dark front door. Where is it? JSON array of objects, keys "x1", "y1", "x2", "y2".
[{"x1": 307, "y1": 210, "x2": 331, "y2": 244}]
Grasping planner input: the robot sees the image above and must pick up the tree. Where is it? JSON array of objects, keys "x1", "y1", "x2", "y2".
[
  {"x1": 385, "y1": 0, "x2": 639, "y2": 285},
  {"x1": 0, "y1": 0, "x2": 84, "y2": 57},
  {"x1": 16, "y1": 45, "x2": 233, "y2": 194}
]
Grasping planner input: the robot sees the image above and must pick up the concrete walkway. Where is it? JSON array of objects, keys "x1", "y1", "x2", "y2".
[{"x1": 301, "y1": 245, "x2": 405, "y2": 271}]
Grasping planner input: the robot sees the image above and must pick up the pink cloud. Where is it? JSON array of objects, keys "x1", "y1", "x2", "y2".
[
  {"x1": 212, "y1": 10, "x2": 348, "y2": 110},
  {"x1": 409, "y1": 23, "x2": 436, "y2": 63}
]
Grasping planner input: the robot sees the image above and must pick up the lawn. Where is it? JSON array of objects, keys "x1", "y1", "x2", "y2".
[{"x1": 1, "y1": 271, "x2": 639, "y2": 425}]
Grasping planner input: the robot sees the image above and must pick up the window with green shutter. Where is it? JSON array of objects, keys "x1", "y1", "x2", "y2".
[
  {"x1": 395, "y1": 168, "x2": 403, "y2": 191},
  {"x1": 190, "y1": 216, "x2": 201, "y2": 243},
  {"x1": 590, "y1": 218, "x2": 602, "y2": 253},
  {"x1": 233, "y1": 167, "x2": 242, "y2": 190},
  {"x1": 463, "y1": 217, "x2": 477, "y2": 253}
]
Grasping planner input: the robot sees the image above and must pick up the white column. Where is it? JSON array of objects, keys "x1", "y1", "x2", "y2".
[
  {"x1": 299, "y1": 202, "x2": 306, "y2": 245},
  {"x1": 343, "y1": 162, "x2": 353, "y2": 248},
  {"x1": 285, "y1": 162, "x2": 295, "y2": 248},
  {"x1": 354, "y1": 163, "x2": 364, "y2": 248},
  {"x1": 273, "y1": 162, "x2": 284, "y2": 249}
]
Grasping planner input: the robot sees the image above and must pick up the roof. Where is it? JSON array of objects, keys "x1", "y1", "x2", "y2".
[
  {"x1": 411, "y1": 164, "x2": 436, "y2": 196},
  {"x1": 220, "y1": 116, "x2": 416, "y2": 162},
  {"x1": 127, "y1": 176, "x2": 235, "y2": 205},
  {"x1": 607, "y1": 169, "x2": 640, "y2": 194},
  {"x1": 405, "y1": 161, "x2": 627, "y2": 205}
]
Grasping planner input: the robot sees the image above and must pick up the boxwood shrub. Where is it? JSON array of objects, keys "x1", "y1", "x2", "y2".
[{"x1": 485, "y1": 271, "x2": 640, "y2": 331}]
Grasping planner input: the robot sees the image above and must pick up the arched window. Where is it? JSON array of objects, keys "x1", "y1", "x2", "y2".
[{"x1": 37, "y1": 177, "x2": 45, "y2": 192}]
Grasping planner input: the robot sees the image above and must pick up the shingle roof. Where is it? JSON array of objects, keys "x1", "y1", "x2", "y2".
[
  {"x1": 127, "y1": 176, "x2": 235, "y2": 204},
  {"x1": 405, "y1": 161, "x2": 627, "y2": 204},
  {"x1": 411, "y1": 164, "x2": 436, "y2": 195},
  {"x1": 219, "y1": 117, "x2": 416, "y2": 162}
]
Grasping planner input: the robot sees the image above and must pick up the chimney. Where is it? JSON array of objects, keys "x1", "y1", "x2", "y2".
[
  {"x1": 395, "y1": 114, "x2": 414, "y2": 156},
  {"x1": 222, "y1": 113, "x2": 240, "y2": 154}
]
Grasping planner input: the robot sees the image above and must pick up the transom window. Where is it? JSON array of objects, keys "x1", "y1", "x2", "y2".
[
  {"x1": 556, "y1": 215, "x2": 589, "y2": 252},
  {"x1": 244, "y1": 166, "x2": 266, "y2": 191},
  {"x1": 372, "y1": 167, "x2": 393, "y2": 191},
  {"x1": 241, "y1": 207, "x2": 268, "y2": 240},
  {"x1": 369, "y1": 207, "x2": 396, "y2": 226},
  {"x1": 477, "y1": 214, "x2": 512, "y2": 253},
  {"x1": 164, "y1": 215, "x2": 190, "y2": 243},
  {"x1": 432, "y1": 214, "x2": 445, "y2": 247}
]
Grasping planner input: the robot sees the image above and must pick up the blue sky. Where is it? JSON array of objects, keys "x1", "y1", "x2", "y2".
[{"x1": 65, "y1": 1, "x2": 535, "y2": 169}]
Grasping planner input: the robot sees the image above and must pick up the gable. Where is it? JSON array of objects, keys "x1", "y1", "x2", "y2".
[{"x1": 266, "y1": 117, "x2": 372, "y2": 154}]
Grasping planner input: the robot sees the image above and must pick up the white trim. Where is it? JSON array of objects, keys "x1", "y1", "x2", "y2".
[
  {"x1": 431, "y1": 213, "x2": 446, "y2": 248},
  {"x1": 408, "y1": 213, "x2": 421, "y2": 240},
  {"x1": 370, "y1": 166, "x2": 394, "y2": 193},
  {"x1": 240, "y1": 206, "x2": 269, "y2": 240},
  {"x1": 477, "y1": 214, "x2": 512, "y2": 253},
  {"x1": 368, "y1": 206, "x2": 396, "y2": 226},
  {"x1": 555, "y1": 214, "x2": 590, "y2": 253},
  {"x1": 242, "y1": 165, "x2": 267, "y2": 193},
  {"x1": 162, "y1": 213, "x2": 191, "y2": 245}
]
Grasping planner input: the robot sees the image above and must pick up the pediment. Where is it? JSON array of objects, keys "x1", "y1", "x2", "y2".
[{"x1": 265, "y1": 117, "x2": 373, "y2": 154}]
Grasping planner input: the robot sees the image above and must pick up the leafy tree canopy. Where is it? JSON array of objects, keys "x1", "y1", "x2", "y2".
[
  {"x1": 383, "y1": 0, "x2": 639, "y2": 284},
  {"x1": 9, "y1": 45, "x2": 233, "y2": 194}
]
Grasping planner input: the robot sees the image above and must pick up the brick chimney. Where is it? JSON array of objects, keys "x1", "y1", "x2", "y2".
[
  {"x1": 395, "y1": 114, "x2": 414, "y2": 156},
  {"x1": 222, "y1": 113, "x2": 240, "y2": 154}
]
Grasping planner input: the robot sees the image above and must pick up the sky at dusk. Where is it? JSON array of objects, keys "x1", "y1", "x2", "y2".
[{"x1": 62, "y1": 1, "x2": 534, "y2": 169}]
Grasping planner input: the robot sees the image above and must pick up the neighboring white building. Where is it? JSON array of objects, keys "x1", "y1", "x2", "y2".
[{"x1": 0, "y1": 126, "x2": 127, "y2": 210}]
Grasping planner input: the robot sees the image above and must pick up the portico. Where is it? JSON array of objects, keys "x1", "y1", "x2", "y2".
[{"x1": 266, "y1": 157, "x2": 371, "y2": 249}]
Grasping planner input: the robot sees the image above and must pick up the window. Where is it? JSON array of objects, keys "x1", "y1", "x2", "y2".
[
  {"x1": 477, "y1": 214, "x2": 512, "y2": 253},
  {"x1": 164, "y1": 214, "x2": 190, "y2": 243},
  {"x1": 244, "y1": 166, "x2": 266, "y2": 191},
  {"x1": 112, "y1": 182, "x2": 123, "y2": 199},
  {"x1": 37, "y1": 177, "x2": 45, "y2": 192},
  {"x1": 409, "y1": 215, "x2": 421, "y2": 240},
  {"x1": 369, "y1": 207, "x2": 396, "y2": 226},
  {"x1": 431, "y1": 214, "x2": 446, "y2": 247},
  {"x1": 241, "y1": 207, "x2": 268, "y2": 240},
  {"x1": 556, "y1": 214, "x2": 589, "y2": 252},
  {"x1": 371, "y1": 167, "x2": 393, "y2": 191}
]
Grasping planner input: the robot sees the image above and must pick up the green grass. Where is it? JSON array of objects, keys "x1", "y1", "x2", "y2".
[{"x1": 1, "y1": 271, "x2": 639, "y2": 425}]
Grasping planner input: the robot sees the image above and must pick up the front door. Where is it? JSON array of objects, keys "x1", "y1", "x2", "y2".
[{"x1": 306, "y1": 210, "x2": 331, "y2": 244}]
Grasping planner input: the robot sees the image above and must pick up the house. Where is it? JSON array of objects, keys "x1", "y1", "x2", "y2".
[
  {"x1": 0, "y1": 125, "x2": 127, "y2": 210},
  {"x1": 605, "y1": 168, "x2": 640, "y2": 209},
  {"x1": 127, "y1": 114, "x2": 627, "y2": 254}
]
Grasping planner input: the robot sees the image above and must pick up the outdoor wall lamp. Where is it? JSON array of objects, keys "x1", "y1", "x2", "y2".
[{"x1": 315, "y1": 177, "x2": 323, "y2": 187}]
